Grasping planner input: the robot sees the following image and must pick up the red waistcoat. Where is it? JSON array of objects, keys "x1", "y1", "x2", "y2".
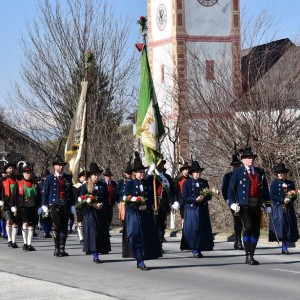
[{"x1": 248, "y1": 172, "x2": 259, "y2": 198}]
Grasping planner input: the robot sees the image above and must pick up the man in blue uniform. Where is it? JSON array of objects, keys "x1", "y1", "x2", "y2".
[
  {"x1": 228, "y1": 146, "x2": 271, "y2": 265},
  {"x1": 42, "y1": 155, "x2": 75, "y2": 257},
  {"x1": 222, "y1": 153, "x2": 243, "y2": 250}
]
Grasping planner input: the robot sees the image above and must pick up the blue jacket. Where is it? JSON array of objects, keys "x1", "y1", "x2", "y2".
[
  {"x1": 182, "y1": 178, "x2": 211, "y2": 205},
  {"x1": 42, "y1": 173, "x2": 74, "y2": 206},
  {"x1": 124, "y1": 178, "x2": 154, "y2": 207},
  {"x1": 270, "y1": 178, "x2": 295, "y2": 204},
  {"x1": 228, "y1": 165, "x2": 270, "y2": 206}
]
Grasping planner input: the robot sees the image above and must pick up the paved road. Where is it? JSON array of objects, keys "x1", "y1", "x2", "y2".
[{"x1": 0, "y1": 231, "x2": 300, "y2": 300}]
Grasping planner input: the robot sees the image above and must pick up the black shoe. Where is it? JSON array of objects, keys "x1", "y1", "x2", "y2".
[
  {"x1": 69, "y1": 230, "x2": 74, "y2": 234},
  {"x1": 53, "y1": 249, "x2": 60, "y2": 257},
  {"x1": 44, "y1": 233, "x2": 52, "y2": 238},
  {"x1": 8, "y1": 241, "x2": 13, "y2": 247},
  {"x1": 33, "y1": 232, "x2": 38, "y2": 237},
  {"x1": 27, "y1": 245, "x2": 36, "y2": 251},
  {"x1": 137, "y1": 265, "x2": 150, "y2": 271},
  {"x1": 192, "y1": 251, "x2": 203, "y2": 258},
  {"x1": 22, "y1": 244, "x2": 28, "y2": 251},
  {"x1": 93, "y1": 258, "x2": 102, "y2": 264},
  {"x1": 282, "y1": 250, "x2": 290, "y2": 255},
  {"x1": 11, "y1": 242, "x2": 18, "y2": 249},
  {"x1": 58, "y1": 250, "x2": 69, "y2": 257},
  {"x1": 80, "y1": 239, "x2": 84, "y2": 244},
  {"x1": 248, "y1": 256, "x2": 260, "y2": 265}
]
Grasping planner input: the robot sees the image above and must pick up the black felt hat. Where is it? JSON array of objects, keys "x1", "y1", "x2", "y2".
[
  {"x1": 103, "y1": 168, "x2": 113, "y2": 177},
  {"x1": 189, "y1": 159, "x2": 204, "y2": 173},
  {"x1": 52, "y1": 155, "x2": 67, "y2": 166},
  {"x1": 124, "y1": 156, "x2": 133, "y2": 174},
  {"x1": 132, "y1": 151, "x2": 146, "y2": 171},
  {"x1": 21, "y1": 162, "x2": 33, "y2": 172},
  {"x1": 273, "y1": 163, "x2": 289, "y2": 174},
  {"x1": 88, "y1": 162, "x2": 103, "y2": 174},
  {"x1": 179, "y1": 161, "x2": 191, "y2": 172},
  {"x1": 240, "y1": 146, "x2": 257, "y2": 159},
  {"x1": 3, "y1": 162, "x2": 17, "y2": 171},
  {"x1": 230, "y1": 155, "x2": 241, "y2": 166}
]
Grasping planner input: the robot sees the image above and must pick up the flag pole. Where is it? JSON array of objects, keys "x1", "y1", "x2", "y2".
[
  {"x1": 84, "y1": 58, "x2": 88, "y2": 179},
  {"x1": 141, "y1": 18, "x2": 159, "y2": 215},
  {"x1": 83, "y1": 50, "x2": 94, "y2": 178}
]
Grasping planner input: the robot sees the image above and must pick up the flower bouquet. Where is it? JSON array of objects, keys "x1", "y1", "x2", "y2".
[
  {"x1": 123, "y1": 195, "x2": 147, "y2": 207},
  {"x1": 199, "y1": 187, "x2": 219, "y2": 200},
  {"x1": 76, "y1": 194, "x2": 97, "y2": 209},
  {"x1": 285, "y1": 189, "x2": 299, "y2": 202}
]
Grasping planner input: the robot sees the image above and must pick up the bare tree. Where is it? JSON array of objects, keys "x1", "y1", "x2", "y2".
[{"x1": 8, "y1": 0, "x2": 138, "y2": 171}]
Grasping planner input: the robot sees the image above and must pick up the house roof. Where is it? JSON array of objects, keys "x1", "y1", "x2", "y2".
[{"x1": 241, "y1": 38, "x2": 295, "y2": 93}]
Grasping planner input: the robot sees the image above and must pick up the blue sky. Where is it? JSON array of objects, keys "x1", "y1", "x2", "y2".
[{"x1": 0, "y1": 0, "x2": 299, "y2": 107}]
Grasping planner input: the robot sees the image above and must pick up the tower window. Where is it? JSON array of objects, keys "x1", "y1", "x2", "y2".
[
  {"x1": 206, "y1": 60, "x2": 215, "y2": 81},
  {"x1": 161, "y1": 64, "x2": 165, "y2": 83}
]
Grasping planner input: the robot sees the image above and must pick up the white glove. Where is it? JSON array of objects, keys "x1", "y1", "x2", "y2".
[
  {"x1": 147, "y1": 163, "x2": 156, "y2": 175},
  {"x1": 11, "y1": 206, "x2": 17, "y2": 213},
  {"x1": 71, "y1": 205, "x2": 76, "y2": 214},
  {"x1": 230, "y1": 203, "x2": 240, "y2": 213},
  {"x1": 42, "y1": 205, "x2": 49, "y2": 213},
  {"x1": 266, "y1": 206, "x2": 272, "y2": 215},
  {"x1": 171, "y1": 201, "x2": 180, "y2": 210},
  {"x1": 0, "y1": 200, "x2": 4, "y2": 207},
  {"x1": 38, "y1": 207, "x2": 42, "y2": 215}
]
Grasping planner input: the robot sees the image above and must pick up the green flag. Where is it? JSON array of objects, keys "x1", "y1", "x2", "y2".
[{"x1": 136, "y1": 45, "x2": 164, "y2": 166}]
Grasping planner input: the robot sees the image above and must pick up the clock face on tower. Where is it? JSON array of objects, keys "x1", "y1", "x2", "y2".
[
  {"x1": 197, "y1": 0, "x2": 218, "y2": 7},
  {"x1": 156, "y1": 4, "x2": 167, "y2": 31}
]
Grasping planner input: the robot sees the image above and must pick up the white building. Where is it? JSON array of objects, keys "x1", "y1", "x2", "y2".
[{"x1": 148, "y1": 0, "x2": 241, "y2": 171}]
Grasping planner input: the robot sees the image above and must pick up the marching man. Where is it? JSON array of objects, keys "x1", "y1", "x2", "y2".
[{"x1": 42, "y1": 155, "x2": 75, "y2": 257}]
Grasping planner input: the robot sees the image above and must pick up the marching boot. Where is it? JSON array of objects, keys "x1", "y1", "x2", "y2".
[
  {"x1": 59, "y1": 230, "x2": 68, "y2": 257},
  {"x1": 53, "y1": 230, "x2": 60, "y2": 257},
  {"x1": 249, "y1": 241, "x2": 259, "y2": 265},
  {"x1": 243, "y1": 241, "x2": 251, "y2": 264}
]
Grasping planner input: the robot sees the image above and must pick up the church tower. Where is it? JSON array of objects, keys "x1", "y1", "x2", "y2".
[{"x1": 148, "y1": 0, "x2": 241, "y2": 168}]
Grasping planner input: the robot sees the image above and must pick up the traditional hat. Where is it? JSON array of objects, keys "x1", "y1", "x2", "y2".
[
  {"x1": 230, "y1": 155, "x2": 241, "y2": 166},
  {"x1": 3, "y1": 162, "x2": 17, "y2": 171},
  {"x1": 273, "y1": 163, "x2": 289, "y2": 174},
  {"x1": 124, "y1": 156, "x2": 133, "y2": 174},
  {"x1": 52, "y1": 155, "x2": 67, "y2": 166},
  {"x1": 103, "y1": 167, "x2": 113, "y2": 177},
  {"x1": 88, "y1": 162, "x2": 103, "y2": 174},
  {"x1": 21, "y1": 162, "x2": 33, "y2": 172},
  {"x1": 132, "y1": 151, "x2": 147, "y2": 171},
  {"x1": 78, "y1": 170, "x2": 87, "y2": 179},
  {"x1": 240, "y1": 146, "x2": 257, "y2": 159},
  {"x1": 179, "y1": 161, "x2": 191, "y2": 172},
  {"x1": 189, "y1": 157, "x2": 204, "y2": 173},
  {"x1": 230, "y1": 142, "x2": 241, "y2": 166}
]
